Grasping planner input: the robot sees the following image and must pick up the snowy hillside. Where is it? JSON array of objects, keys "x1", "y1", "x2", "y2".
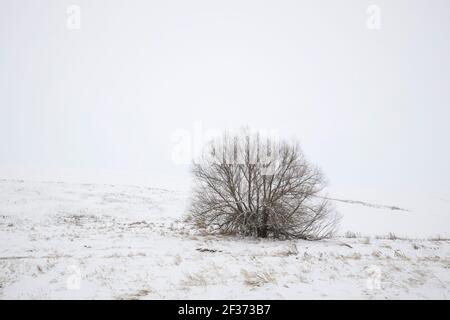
[{"x1": 0, "y1": 179, "x2": 448, "y2": 299}]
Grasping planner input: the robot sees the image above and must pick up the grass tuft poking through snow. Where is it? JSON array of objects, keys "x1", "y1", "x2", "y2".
[
  {"x1": 0, "y1": 180, "x2": 449, "y2": 299},
  {"x1": 241, "y1": 269, "x2": 277, "y2": 288}
]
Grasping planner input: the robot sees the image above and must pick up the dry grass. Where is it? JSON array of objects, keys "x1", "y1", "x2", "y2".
[
  {"x1": 241, "y1": 269, "x2": 277, "y2": 287},
  {"x1": 388, "y1": 232, "x2": 398, "y2": 240},
  {"x1": 180, "y1": 272, "x2": 208, "y2": 287},
  {"x1": 173, "y1": 254, "x2": 182, "y2": 266},
  {"x1": 380, "y1": 243, "x2": 392, "y2": 249},
  {"x1": 394, "y1": 250, "x2": 409, "y2": 260},
  {"x1": 295, "y1": 273, "x2": 310, "y2": 283},
  {"x1": 372, "y1": 250, "x2": 382, "y2": 258},
  {"x1": 375, "y1": 232, "x2": 407, "y2": 241},
  {"x1": 345, "y1": 231, "x2": 360, "y2": 238},
  {"x1": 280, "y1": 243, "x2": 299, "y2": 256},
  {"x1": 418, "y1": 255, "x2": 441, "y2": 263},
  {"x1": 428, "y1": 235, "x2": 450, "y2": 242},
  {"x1": 116, "y1": 288, "x2": 153, "y2": 300},
  {"x1": 347, "y1": 253, "x2": 362, "y2": 260}
]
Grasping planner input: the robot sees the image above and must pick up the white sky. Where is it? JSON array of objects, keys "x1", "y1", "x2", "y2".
[{"x1": 1, "y1": 0, "x2": 449, "y2": 194}]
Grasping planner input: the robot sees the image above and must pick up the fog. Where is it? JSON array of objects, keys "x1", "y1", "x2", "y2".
[{"x1": 1, "y1": 0, "x2": 449, "y2": 194}]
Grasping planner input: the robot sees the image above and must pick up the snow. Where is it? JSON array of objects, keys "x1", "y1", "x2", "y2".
[
  {"x1": 331, "y1": 186, "x2": 450, "y2": 239},
  {"x1": 0, "y1": 179, "x2": 449, "y2": 299}
]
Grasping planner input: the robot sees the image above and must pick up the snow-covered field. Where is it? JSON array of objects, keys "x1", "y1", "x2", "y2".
[{"x1": 0, "y1": 179, "x2": 449, "y2": 299}]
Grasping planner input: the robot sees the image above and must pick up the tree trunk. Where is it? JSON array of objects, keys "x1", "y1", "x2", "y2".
[{"x1": 257, "y1": 208, "x2": 269, "y2": 237}]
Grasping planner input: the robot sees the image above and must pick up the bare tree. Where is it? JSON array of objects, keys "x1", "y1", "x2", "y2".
[{"x1": 189, "y1": 129, "x2": 339, "y2": 239}]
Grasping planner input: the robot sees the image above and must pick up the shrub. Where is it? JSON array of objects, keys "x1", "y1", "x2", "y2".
[{"x1": 189, "y1": 129, "x2": 339, "y2": 239}]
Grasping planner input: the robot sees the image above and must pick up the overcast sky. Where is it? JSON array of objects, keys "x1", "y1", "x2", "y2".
[{"x1": 1, "y1": 0, "x2": 449, "y2": 194}]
